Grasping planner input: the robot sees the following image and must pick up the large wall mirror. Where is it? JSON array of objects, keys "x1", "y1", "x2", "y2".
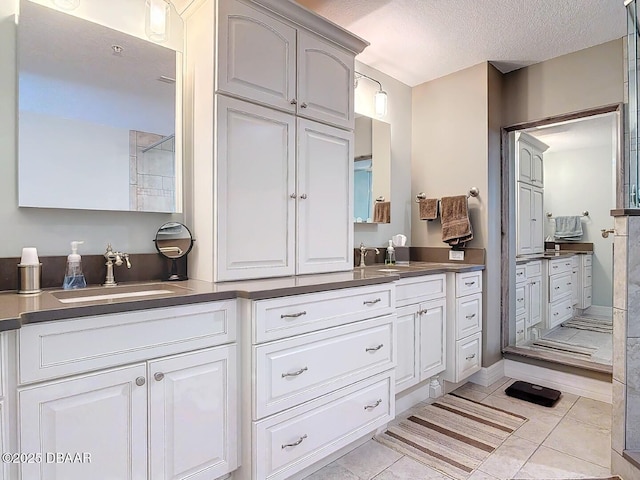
[
  {"x1": 17, "y1": 0, "x2": 183, "y2": 213},
  {"x1": 354, "y1": 114, "x2": 391, "y2": 223}
]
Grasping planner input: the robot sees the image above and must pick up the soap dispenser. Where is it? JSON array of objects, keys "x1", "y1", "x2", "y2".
[
  {"x1": 63, "y1": 241, "x2": 87, "y2": 290},
  {"x1": 385, "y1": 240, "x2": 396, "y2": 265}
]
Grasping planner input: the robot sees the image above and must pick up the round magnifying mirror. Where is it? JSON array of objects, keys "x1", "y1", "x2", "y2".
[{"x1": 154, "y1": 222, "x2": 194, "y2": 281}]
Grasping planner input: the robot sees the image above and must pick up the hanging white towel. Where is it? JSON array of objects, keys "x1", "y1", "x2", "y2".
[{"x1": 554, "y1": 216, "x2": 583, "y2": 240}]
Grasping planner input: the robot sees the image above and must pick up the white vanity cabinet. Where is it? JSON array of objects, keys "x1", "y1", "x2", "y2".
[
  {"x1": 544, "y1": 257, "x2": 575, "y2": 329},
  {"x1": 442, "y1": 271, "x2": 483, "y2": 384},
  {"x1": 577, "y1": 254, "x2": 593, "y2": 310},
  {"x1": 240, "y1": 283, "x2": 395, "y2": 480},
  {"x1": 514, "y1": 260, "x2": 542, "y2": 345},
  {"x1": 217, "y1": 0, "x2": 356, "y2": 129},
  {"x1": 394, "y1": 274, "x2": 447, "y2": 393},
  {"x1": 16, "y1": 301, "x2": 238, "y2": 480},
  {"x1": 185, "y1": 0, "x2": 367, "y2": 283}
]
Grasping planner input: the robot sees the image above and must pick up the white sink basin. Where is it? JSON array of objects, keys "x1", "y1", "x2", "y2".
[{"x1": 51, "y1": 283, "x2": 189, "y2": 304}]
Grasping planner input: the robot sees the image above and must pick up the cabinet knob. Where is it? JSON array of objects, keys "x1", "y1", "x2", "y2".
[
  {"x1": 290, "y1": 193, "x2": 297, "y2": 199},
  {"x1": 299, "y1": 193, "x2": 308, "y2": 199},
  {"x1": 290, "y1": 99, "x2": 297, "y2": 105},
  {"x1": 300, "y1": 102, "x2": 308, "y2": 109},
  {"x1": 154, "y1": 372, "x2": 165, "y2": 382},
  {"x1": 135, "y1": 377, "x2": 146, "y2": 387}
]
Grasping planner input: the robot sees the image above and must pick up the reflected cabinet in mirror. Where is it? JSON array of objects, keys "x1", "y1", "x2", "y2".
[
  {"x1": 17, "y1": 0, "x2": 183, "y2": 213},
  {"x1": 354, "y1": 114, "x2": 391, "y2": 223}
]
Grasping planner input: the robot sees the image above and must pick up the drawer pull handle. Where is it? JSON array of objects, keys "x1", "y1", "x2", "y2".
[
  {"x1": 517, "y1": 298, "x2": 524, "y2": 302},
  {"x1": 553, "y1": 265, "x2": 558, "y2": 269},
  {"x1": 364, "y1": 298, "x2": 382, "y2": 305},
  {"x1": 554, "y1": 312, "x2": 559, "y2": 316},
  {"x1": 364, "y1": 399, "x2": 383, "y2": 410},
  {"x1": 135, "y1": 377, "x2": 146, "y2": 387},
  {"x1": 281, "y1": 311, "x2": 307, "y2": 319},
  {"x1": 154, "y1": 372, "x2": 164, "y2": 382},
  {"x1": 567, "y1": 282, "x2": 572, "y2": 286},
  {"x1": 290, "y1": 99, "x2": 297, "y2": 105},
  {"x1": 282, "y1": 434, "x2": 307, "y2": 449},
  {"x1": 517, "y1": 330, "x2": 524, "y2": 335},
  {"x1": 566, "y1": 306, "x2": 572, "y2": 310},
  {"x1": 466, "y1": 353, "x2": 476, "y2": 360},
  {"x1": 366, "y1": 344, "x2": 384, "y2": 352},
  {"x1": 587, "y1": 295, "x2": 592, "y2": 299},
  {"x1": 554, "y1": 286, "x2": 560, "y2": 290},
  {"x1": 282, "y1": 367, "x2": 308, "y2": 378},
  {"x1": 464, "y1": 281, "x2": 476, "y2": 286},
  {"x1": 465, "y1": 313, "x2": 476, "y2": 319},
  {"x1": 300, "y1": 102, "x2": 308, "y2": 109}
]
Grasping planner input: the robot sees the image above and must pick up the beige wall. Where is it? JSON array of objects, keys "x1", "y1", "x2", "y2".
[
  {"x1": 354, "y1": 61, "x2": 413, "y2": 248},
  {"x1": 411, "y1": 62, "x2": 489, "y2": 249},
  {"x1": 502, "y1": 39, "x2": 624, "y2": 127},
  {"x1": 0, "y1": 0, "x2": 181, "y2": 258}
]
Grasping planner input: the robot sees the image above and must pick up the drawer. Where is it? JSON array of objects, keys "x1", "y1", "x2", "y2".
[
  {"x1": 582, "y1": 286, "x2": 593, "y2": 309},
  {"x1": 515, "y1": 284, "x2": 527, "y2": 318},
  {"x1": 456, "y1": 293, "x2": 482, "y2": 339},
  {"x1": 515, "y1": 266, "x2": 526, "y2": 284},
  {"x1": 549, "y1": 272, "x2": 572, "y2": 302},
  {"x1": 515, "y1": 316, "x2": 526, "y2": 345},
  {"x1": 253, "y1": 372, "x2": 394, "y2": 480},
  {"x1": 525, "y1": 261, "x2": 542, "y2": 277},
  {"x1": 253, "y1": 284, "x2": 394, "y2": 343},
  {"x1": 549, "y1": 297, "x2": 573, "y2": 329},
  {"x1": 583, "y1": 266, "x2": 593, "y2": 287},
  {"x1": 548, "y1": 257, "x2": 573, "y2": 276},
  {"x1": 583, "y1": 255, "x2": 593, "y2": 267},
  {"x1": 455, "y1": 332, "x2": 482, "y2": 381},
  {"x1": 456, "y1": 271, "x2": 482, "y2": 297},
  {"x1": 395, "y1": 274, "x2": 445, "y2": 307},
  {"x1": 254, "y1": 314, "x2": 395, "y2": 419},
  {"x1": 19, "y1": 300, "x2": 236, "y2": 384}
]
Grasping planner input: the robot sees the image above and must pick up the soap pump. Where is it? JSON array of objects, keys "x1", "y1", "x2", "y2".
[
  {"x1": 63, "y1": 241, "x2": 87, "y2": 290},
  {"x1": 385, "y1": 240, "x2": 396, "y2": 265}
]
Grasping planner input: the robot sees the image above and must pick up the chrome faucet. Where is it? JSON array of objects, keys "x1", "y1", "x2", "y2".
[
  {"x1": 359, "y1": 242, "x2": 380, "y2": 268},
  {"x1": 103, "y1": 244, "x2": 131, "y2": 286}
]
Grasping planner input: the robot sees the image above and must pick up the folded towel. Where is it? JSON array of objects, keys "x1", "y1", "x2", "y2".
[
  {"x1": 419, "y1": 198, "x2": 439, "y2": 220},
  {"x1": 554, "y1": 216, "x2": 583, "y2": 240},
  {"x1": 373, "y1": 201, "x2": 391, "y2": 223},
  {"x1": 440, "y1": 195, "x2": 473, "y2": 245}
]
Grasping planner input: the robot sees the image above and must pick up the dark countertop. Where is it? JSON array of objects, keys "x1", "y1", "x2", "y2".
[
  {"x1": 0, "y1": 262, "x2": 484, "y2": 331},
  {"x1": 516, "y1": 250, "x2": 593, "y2": 264}
]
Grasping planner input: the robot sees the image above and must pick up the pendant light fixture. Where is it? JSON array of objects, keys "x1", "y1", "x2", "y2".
[
  {"x1": 355, "y1": 71, "x2": 388, "y2": 117},
  {"x1": 145, "y1": 0, "x2": 170, "y2": 43}
]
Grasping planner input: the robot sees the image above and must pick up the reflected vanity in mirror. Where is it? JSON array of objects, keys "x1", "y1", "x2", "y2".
[
  {"x1": 154, "y1": 222, "x2": 194, "y2": 281},
  {"x1": 17, "y1": 0, "x2": 182, "y2": 213},
  {"x1": 354, "y1": 114, "x2": 391, "y2": 224}
]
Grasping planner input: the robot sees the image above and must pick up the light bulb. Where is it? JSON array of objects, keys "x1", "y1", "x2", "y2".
[
  {"x1": 145, "y1": 0, "x2": 170, "y2": 43},
  {"x1": 375, "y1": 90, "x2": 388, "y2": 117}
]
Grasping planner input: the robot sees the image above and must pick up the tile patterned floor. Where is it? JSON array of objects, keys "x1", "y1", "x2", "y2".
[{"x1": 303, "y1": 378, "x2": 613, "y2": 480}]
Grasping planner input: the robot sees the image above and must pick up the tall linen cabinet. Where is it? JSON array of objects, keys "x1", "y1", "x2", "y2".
[{"x1": 183, "y1": 0, "x2": 368, "y2": 282}]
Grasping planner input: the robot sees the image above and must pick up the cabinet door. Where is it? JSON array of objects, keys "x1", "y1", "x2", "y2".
[
  {"x1": 531, "y1": 186, "x2": 544, "y2": 253},
  {"x1": 515, "y1": 284, "x2": 527, "y2": 318},
  {"x1": 217, "y1": 0, "x2": 297, "y2": 112},
  {"x1": 528, "y1": 276, "x2": 542, "y2": 327},
  {"x1": 297, "y1": 119, "x2": 353, "y2": 274},
  {"x1": 571, "y1": 268, "x2": 579, "y2": 305},
  {"x1": 517, "y1": 141, "x2": 534, "y2": 184},
  {"x1": 419, "y1": 298, "x2": 446, "y2": 381},
  {"x1": 297, "y1": 30, "x2": 354, "y2": 129},
  {"x1": 516, "y1": 183, "x2": 533, "y2": 255},
  {"x1": 216, "y1": 96, "x2": 296, "y2": 281},
  {"x1": 149, "y1": 345, "x2": 237, "y2": 480},
  {"x1": 532, "y1": 150, "x2": 544, "y2": 187},
  {"x1": 19, "y1": 364, "x2": 148, "y2": 480},
  {"x1": 395, "y1": 305, "x2": 419, "y2": 393}
]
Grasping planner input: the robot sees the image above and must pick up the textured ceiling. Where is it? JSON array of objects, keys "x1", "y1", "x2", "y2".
[{"x1": 295, "y1": 0, "x2": 627, "y2": 87}]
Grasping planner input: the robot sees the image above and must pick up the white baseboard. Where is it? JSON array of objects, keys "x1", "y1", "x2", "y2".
[
  {"x1": 582, "y1": 305, "x2": 613, "y2": 318},
  {"x1": 503, "y1": 359, "x2": 612, "y2": 403},
  {"x1": 468, "y1": 360, "x2": 505, "y2": 387},
  {"x1": 395, "y1": 382, "x2": 432, "y2": 414}
]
